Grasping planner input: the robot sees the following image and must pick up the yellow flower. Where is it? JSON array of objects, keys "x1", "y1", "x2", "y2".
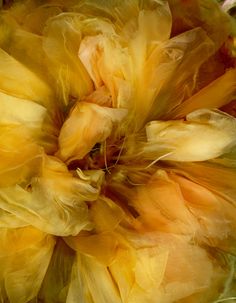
[{"x1": 0, "y1": 0, "x2": 235, "y2": 302}]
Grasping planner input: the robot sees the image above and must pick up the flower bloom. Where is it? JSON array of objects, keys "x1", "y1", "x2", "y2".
[{"x1": 0, "y1": 0, "x2": 235, "y2": 302}]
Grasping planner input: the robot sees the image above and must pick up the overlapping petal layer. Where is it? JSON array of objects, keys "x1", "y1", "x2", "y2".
[{"x1": 0, "y1": 0, "x2": 235, "y2": 302}]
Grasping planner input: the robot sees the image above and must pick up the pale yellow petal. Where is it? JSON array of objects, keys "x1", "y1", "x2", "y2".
[{"x1": 142, "y1": 109, "x2": 236, "y2": 162}]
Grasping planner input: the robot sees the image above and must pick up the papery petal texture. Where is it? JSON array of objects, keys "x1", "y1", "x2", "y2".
[{"x1": 0, "y1": 0, "x2": 235, "y2": 302}]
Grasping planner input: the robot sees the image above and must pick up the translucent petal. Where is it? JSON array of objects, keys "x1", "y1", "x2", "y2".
[
  {"x1": 65, "y1": 230, "x2": 224, "y2": 303},
  {"x1": 73, "y1": 0, "x2": 140, "y2": 28},
  {"x1": 147, "y1": 28, "x2": 215, "y2": 121},
  {"x1": 171, "y1": 174, "x2": 236, "y2": 250},
  {"x1": 69, "y1": 253, "x2": 122, "y2": 303},
  {"x1": 132, "y1": 170, "x2": 196, "y2": 234},
  {"x1": 43, "y1": 14, "x2": 94, "y2": 105},
  {"x1": 0, "y1": 17, "x2": 53, "y2": 95},
  {"x1": 64, "y1": 232, "x2": 119, "y2": 266},
  {"x1": 0, "y1": 226, "x2": 55, "y2": 303},
  {"x1": 0, "y1": 48, "x2": 53, "y2": 107},
  {"x1": 170, "y1": 159, "x2": 236, "y2": 207},
  {"x1": 0, "y1": 92, "x2": 46, "y2": 126},
  {"x1": 57, "y1": 102, "x2": 127, "y2": 162},
  {"x1": 171, "y1": 69, "x2": 236, "y2": 118},
  {"x1": 0, "y1": 91, "x2": 58, "y2": 153},
  {"x1": 78, "y1": 1, "x2": 172, "y2": 129},
  {"x1": 0, "y1": 209, "x2": 27, "y2": 228},
  {"x1": 0, "y1": 156, "x2": 95, "y2": 236},
  {"x1": 39, "y1": 239, "x2": 76, "y2": 303},
  {"x1": 0, "y1": 125, "x2": 43, "y2": 187},
  {"x1": 141, "y1": 109, "x2": 236, "y2": 162},
  {"x1": 169, "y1": 0, "x2": 231, "y2": 49}
]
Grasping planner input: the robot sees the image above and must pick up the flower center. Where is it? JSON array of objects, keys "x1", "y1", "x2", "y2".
[{"x1": 68, "y1": 141, "x2": 123, "y2": 172}]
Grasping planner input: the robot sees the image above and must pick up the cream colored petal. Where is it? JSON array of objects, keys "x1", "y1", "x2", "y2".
[{"x1": 143, "y1": 109, "x2": 236, "y2": 162}]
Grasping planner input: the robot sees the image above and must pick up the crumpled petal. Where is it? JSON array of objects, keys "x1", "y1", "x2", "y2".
[
  {"x1": 65, "y1": 229, "x2": 225, "y2": 303},
  {"x1": 43, "y1": 14, "x2": 94, "y2": 105},
  {"x1": 0, "y1": 0, "x2": 235, "y2": 302},
  {"x1": 138, "y1": 109, "x2": 236, "y2": 162},
  {"x1": 0, "y1": 156, "x2": 97, "y2": 236},
  {"x1": 57, "y1": 102, "x2": 127, "y2": 163},
  {"x1": 78, "y1": 7, "x2": 215, "y2": 129}
]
